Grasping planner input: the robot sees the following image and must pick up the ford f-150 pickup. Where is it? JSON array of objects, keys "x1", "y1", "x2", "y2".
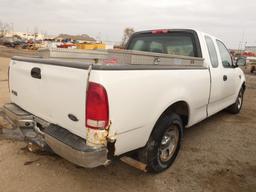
[{"x1": 0, "y1": 29, "x2": 246, "y2": 172}]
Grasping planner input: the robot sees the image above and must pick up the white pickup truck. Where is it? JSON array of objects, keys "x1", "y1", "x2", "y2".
[{"x1": 1, "y1": 29, "x2": 246, "y2": 173}]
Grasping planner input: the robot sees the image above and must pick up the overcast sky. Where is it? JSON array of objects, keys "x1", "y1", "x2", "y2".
[{"x1": 0, "y1": 0, "x2": 255, "y2": 48}]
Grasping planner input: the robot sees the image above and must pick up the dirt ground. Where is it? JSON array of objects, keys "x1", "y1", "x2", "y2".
[
  {"x1": 0, "y1": 46, "x2": 37, "y2": 58},
  {"x1": 0, "y1": 49, "x2": 255, "y2": 192}
]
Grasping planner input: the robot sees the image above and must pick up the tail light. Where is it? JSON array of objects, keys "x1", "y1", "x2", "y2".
[{"x1": 86, "y1": 82, "x2": 109, "y2": 130}]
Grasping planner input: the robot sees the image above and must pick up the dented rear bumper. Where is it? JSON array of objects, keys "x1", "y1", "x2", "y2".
[
  {"x1": 0, "y1": 103, "x2": 109, "y2": 168},
  {"x1": 44, "y1": 124, "x2": 108, "y2": 168}
]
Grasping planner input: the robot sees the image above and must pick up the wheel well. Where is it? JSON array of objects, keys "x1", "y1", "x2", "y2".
[
  {"x1": 139, "y1": 101, "x2": 189, "y2": 151},
  {"x1": 160, "y1": 101, "x2": 189, "y2": 127}
]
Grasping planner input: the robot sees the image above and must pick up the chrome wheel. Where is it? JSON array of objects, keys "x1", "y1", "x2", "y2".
[
  {"x1": 237, "y1": 90, "x2": 243, "y2": 110},
  {"x1": 159, "y1": 124, "x2": 179, "y2": 162}
]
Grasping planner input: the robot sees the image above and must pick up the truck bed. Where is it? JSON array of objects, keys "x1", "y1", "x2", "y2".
[
  {"x1": 10, "y1": 54, "x2": 208, "y2": 149},
  {"x1": 13, "y1": 56, "x2": 207, "y2": 71},
  {"x1": 38, "y1": 48, "x2": 205, "y2": 67}
]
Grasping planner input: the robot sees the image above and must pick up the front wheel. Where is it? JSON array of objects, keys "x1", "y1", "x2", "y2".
[
  {"x1": 227, "y1": 88, "x2": 244, "y2": 114},
  {"x1": 250, "y1": 66, "x2": 255, "y2": 73},
  {"x1": 138, "y1": 113, "x2": 183, "y2": 173}
]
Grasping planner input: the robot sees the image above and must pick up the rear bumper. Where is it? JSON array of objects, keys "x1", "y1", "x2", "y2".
[
  {"x1": 0, "y1": 103, "x2": 108, "y2": 168},
  {"x1": 1, "y1": 103, "x2": 34, "y2": 128}
]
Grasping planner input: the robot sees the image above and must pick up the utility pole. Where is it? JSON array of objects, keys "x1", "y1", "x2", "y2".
[{"x1": 244, "y1": 42, "x2": 247, "y2": 51}]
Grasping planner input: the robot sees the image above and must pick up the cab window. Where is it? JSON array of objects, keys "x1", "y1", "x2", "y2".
[
  {"x1": 216, "y1": 40, "x2": 233, "y2": 68},
  {"x1": 205, "y1": 36, "x2": 218, "y2": 68},
  {"x1": 127, "y1": 32, "x2": 197, "y2": 57}
]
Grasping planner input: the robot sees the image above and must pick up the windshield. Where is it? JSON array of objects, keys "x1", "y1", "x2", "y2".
[{"x1": 127, "y1": 32, "x2": 196, "y2": 57}]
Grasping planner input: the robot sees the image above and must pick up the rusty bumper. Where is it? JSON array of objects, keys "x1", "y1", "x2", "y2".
[{"x1": 0, "y1": 103, "x2": 109, "y2": 168}]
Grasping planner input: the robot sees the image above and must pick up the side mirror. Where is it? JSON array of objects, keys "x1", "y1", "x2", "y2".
[{"x1": 236, "y1": 57, "x2": 246, "y2": 67}]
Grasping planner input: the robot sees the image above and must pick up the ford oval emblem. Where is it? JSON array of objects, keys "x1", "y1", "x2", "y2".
[{"x1": 68, "y1": 114, "x2": 79, "y2": 122}]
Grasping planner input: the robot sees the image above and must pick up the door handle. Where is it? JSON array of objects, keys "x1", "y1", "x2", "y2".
[
  {"x1": 223, "y1": 75, "x2": 227, "y2": 81},
  {"x1": 31, "y1": 67, "x2": 41, "y2": 79}
]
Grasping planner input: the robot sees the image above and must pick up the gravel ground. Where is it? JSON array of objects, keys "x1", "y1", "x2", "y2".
[
  {"x1": 0, "y1": 46, "x2": 37, "y2": 58},
  {"x1": 0, "y1": 51, "x2": 255, "y2": 192}
]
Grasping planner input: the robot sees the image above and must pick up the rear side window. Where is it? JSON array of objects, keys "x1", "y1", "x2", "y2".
[
  {"x1": 132, "y1": 40, "x2": 144, "y2": 50},
  {"x1": 127, "y1": 32, "x2": 198, "y2": 57},
  {"x1": 216, "y1": 40, "x2": 233, "y2": 68},
  {"x1": 205, "y1": 36, "x2": 218, "y2": 68}
]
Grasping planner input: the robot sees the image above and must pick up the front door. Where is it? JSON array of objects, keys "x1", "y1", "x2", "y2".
[{"x1": 206, "y1": 36, "x2": 237, "y2": 116}]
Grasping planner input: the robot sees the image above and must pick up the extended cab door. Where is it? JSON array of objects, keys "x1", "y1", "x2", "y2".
[
  {"x1": 216, "y1": 40, "x2": 237, "y2": 99},
  {"x1": 206, "y1": 36, "x2": 238, "y2": 115}
]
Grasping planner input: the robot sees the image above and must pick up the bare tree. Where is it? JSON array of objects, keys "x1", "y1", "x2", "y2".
[
  {"x1": 0, "y1": 20, "x2": 12, "y2": 37},
  {"x1": 34, "y1": 26, "x2": 39, "y2": 39},
  {"x1": 0, "y1": 20, "x2": 3, "y2": 37},
  {"x1": 4, "y1": 23, "x2": 11, "y2": 34},
  {"x1": 121, "y1": 27, "x2": 135, "y2": 47}
]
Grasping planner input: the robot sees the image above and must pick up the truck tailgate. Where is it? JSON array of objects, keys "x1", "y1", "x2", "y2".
[{"x1": 9, "y1": 59, "x2": 88, "y2": 139}]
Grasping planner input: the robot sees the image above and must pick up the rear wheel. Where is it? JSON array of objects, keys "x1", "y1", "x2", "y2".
[
  {"x1": 251, "y1": 66, "x2": 256, "y2": 73},
  {"x1": 227, "y1": 88, "x2": 244, "y2": 114},
  {"x1": 138, "y1": 113, "x2": 183, "y2": 173}
]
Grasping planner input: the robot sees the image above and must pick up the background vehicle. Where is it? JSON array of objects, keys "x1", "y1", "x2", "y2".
[
  {"x1": 0, "y1": 29, "x2": 246, "y2": 172},
  {"x1": 237, "y1": 56, "x2": 256, "y2": 74}
]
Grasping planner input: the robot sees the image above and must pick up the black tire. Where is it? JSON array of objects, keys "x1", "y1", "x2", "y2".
[
  {"x1": 250, "y1": 66, "x2": 255, "y2": 73},
  {"x1": 138, "y1": 113, "x2": 183, "y2": 173},
  {"x1": 227, "y1": 88, "x2": 244, "y2": 114}
]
